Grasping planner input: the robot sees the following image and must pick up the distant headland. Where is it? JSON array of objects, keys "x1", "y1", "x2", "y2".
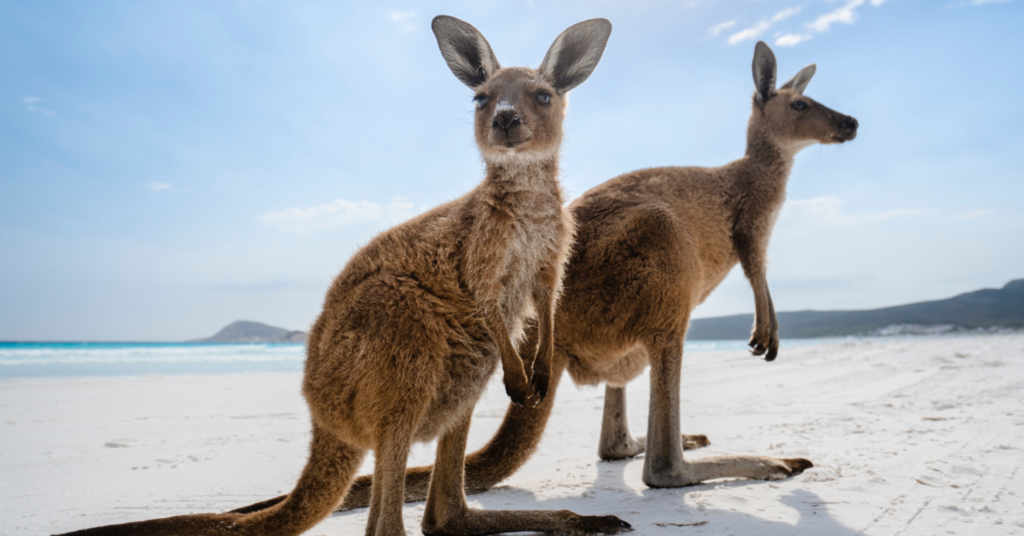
[
  {"x1": 192, "y1": 279, "x2": 1023, "y2": 343},
  {"x1": 191, "y1": 320, "x2": 306, "y2": 343},
  {"x1": 688, "y1": 278, "x2": 1024, "y2": 340}
]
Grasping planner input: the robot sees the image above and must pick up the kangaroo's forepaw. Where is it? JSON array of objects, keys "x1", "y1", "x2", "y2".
[
  {"x1": 504, "y1": 381, "x2": 530, "y2": 407},
  {"x1": 567, "y1": 515, "x2": 633, "y2": 535},
  {"x1": 748, "y1": 330, "x2": 779, "y2": 362},
  {"x1": 504, "y1": 372, "x2": 534, "y2": 407},
  {"x1": 528, "y1": 371, "x2": 550, "y2": 407}
]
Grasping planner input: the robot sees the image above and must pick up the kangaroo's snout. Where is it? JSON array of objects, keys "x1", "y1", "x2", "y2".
[
  {"x1": 492, "y1": 106, "x2": 521, "y2": 132},
  {"x1": 488, "y1": 100, "x2": 528, "y2": 148},
  {"x1": 835, "y1": 115, "x2": 858, "y2": 142}
]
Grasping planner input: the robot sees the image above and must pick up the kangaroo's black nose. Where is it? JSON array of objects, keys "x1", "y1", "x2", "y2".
[
  {"x1": 492, "y1": 109, "x2": 520, "y2": 131},
  {"x1": 841, "y1": 116, "x2": 858, "y2": 131}
]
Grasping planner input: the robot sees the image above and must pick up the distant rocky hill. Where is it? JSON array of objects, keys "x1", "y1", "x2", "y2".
[
  {"x1": 688, "y1": 279, "x2": 1024, "y2": 340},
  {"x1": 192, "y1": 320, "x2": 306, "y2": 343},
  {"x1": 192, "y1": 280, "x2": 1022, "y2": 343}
]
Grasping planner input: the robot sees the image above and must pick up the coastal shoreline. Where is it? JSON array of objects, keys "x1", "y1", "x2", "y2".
[{"x1": 3, "y1": 334, "x2": 1022, "y2": 534}]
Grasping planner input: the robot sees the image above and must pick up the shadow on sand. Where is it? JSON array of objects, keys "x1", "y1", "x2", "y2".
[{"x1": 330, "y1": 456, "x2": 859, "y2": 535}]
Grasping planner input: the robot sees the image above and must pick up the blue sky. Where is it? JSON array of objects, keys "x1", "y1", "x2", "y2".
[{"x1": 1, "y1": 0, "x2": 1021, "y2": 341}]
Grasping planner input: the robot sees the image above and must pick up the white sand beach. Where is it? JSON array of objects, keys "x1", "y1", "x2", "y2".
[{"x1": 3, "y1": 334, "x2": 1023, "y2": 535}]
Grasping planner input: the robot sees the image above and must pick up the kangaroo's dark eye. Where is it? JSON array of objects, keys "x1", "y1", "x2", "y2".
[
  {"x1": 473, "y1": 95, "x2": 489, "y2": 109},
  {"x1": 536, "y1": 91, "x2": 551, "y2": 105},
  {"x1": 791, "y1": 101, "x2": 808, "y2": 111}
]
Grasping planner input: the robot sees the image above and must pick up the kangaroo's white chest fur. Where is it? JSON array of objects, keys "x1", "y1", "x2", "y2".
[{"x1": 498, "y1": 187, "x2": 568, "y2": 343}]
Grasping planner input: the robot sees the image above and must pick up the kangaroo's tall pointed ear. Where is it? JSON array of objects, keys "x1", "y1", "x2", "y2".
[
  {"x1": 752, "y1": 41, "x2": 777, "y2": 105},
  {"x1": 538, "y1": 18, "x2": 612, "y2": 94},
  {"x1": 432, "y1": 15, "x2": 500, "y2": 89},
  {"x1": 780, "y1": 64, "x2": 816, "y2": 94}
]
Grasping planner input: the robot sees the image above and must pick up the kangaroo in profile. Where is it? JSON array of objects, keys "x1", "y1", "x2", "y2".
[
  {"x1": 56, "y1": 15, "x2": 630, "y2": 536},
  {"x1": 245, "y1": 39, "x2": 857, "y2": 509}
]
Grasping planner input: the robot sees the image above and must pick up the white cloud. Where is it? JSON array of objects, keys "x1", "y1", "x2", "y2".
[
  {"x1": 776, "y1": 33, "x2": 813, "y2": 47},
  {"x1": 728, "y1": 22, "x2": 771, "y2": 45},
  {"x1": 22, "y1": 96, "x2": 56, "y2": 116},
  {"x1": 146, "y1": 182, "x2": 189, "y2": 194},
  {"x1": 389, "y1": 9, "x2": 416, "y2": 32},
  {"x1": 708, "y1": 20, "x2": 736, "y2": 37},
  {"x1": 261, "y1": 197, "x2": 420, "y2": 232},
  {"x1": 946, "y1": 0, "x2": 1013, "y2": 6},
  {"x1": 775, "y1": 0, "x2": 893, "y2": 47},
  {"x1": 727, "y1": 7, "x2": 801, "y2": 45},
  {"x1": 954, "y1": 209, "x2": 994, "y2": 220},
  {"x1": 807, "y1": 0, "x2": 866, "y2": 33},
  {"x1": 772, "y1": 7, "x2": 803, "y2": 23},
  {"x1": 781, "y1": 196, "x2": 925, "y2": 226}
]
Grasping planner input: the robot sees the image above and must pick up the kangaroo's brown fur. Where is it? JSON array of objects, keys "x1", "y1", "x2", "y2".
[
  {"x1": 260, "y1": 39, "x2": 859, "y2": 507},
  {"x1": 55, "y1": 15, "x2": 630, "y2": 536}
]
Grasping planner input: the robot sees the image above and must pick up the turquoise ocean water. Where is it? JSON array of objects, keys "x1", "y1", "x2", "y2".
[
  {"x1": 0, "y1": 342, "x2": 307, "y2": 378},
  {"x1": 0, "y1": 339, "x2": 840, "y2": 379}
]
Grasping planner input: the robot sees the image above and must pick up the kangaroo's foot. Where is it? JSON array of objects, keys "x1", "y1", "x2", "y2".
[
  {"x1": 642, "y1": 455, "x2": 813, "y2": 488},
  {"x1": 423, "y1": 507, "x2": 634, "y2": 536},
  {"x1": 683, "y1": 434, "x2": 711, "y2": 450},
  {"x1": 599, "y1": 433, "x2": 645, "y2": 461},
  {"x1": 426, "y1": 399, "x2": 633, "y2": 536},
  {"x1": 643, "y1": 336, "x2": 809, "y2": 488},
  {"x1": 599, "y1": 433, "x2": 710, "y2": 461}
]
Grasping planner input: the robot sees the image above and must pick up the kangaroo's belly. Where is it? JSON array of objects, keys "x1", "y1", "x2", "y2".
[
  {"x1": 564, "y1": 341, "x2": 651, "y2": 387},
  {"x1": 555, "y1": 199, "x2": 738, "y2": 386}
]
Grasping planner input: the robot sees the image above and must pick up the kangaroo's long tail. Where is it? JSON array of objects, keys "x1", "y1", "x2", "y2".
[{"x1": 55, "y1": 426, "x2": 364, "y2": 536}]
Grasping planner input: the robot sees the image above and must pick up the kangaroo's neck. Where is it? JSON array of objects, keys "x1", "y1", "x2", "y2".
[
  {"x1": 741, "y1": 121, "x2": 797, "y2": 186},
  {"x1": 483, "y1": 156, "x2": 562, "y2": 200},
  {"x1": 730, "y1": 120, "x2": 798, "y2": 215}
]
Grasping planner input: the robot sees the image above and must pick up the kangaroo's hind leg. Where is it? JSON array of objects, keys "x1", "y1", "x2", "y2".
[
  {"x1": 365, "y1": 411, "x2": 420, "y2": 536},
  {"x1": 598, "y1": 384, "x2": 710, "y2": 461},
  {"x1": 234, "y1": 327, "x2": 572, "y2": 515},
  {"x1": 329, "y1": 323, "x2": 569, "y2": 512},
  {"x1": 641, "y1": 330, "x2": 811, "y2": 489},
  {"x1": 421, "y1": 409, "x2": 633, "y2": 536}
]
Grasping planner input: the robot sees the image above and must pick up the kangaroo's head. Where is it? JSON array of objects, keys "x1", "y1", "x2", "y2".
[
  {"x1": 432, "y1": 16, "x2": 612, "y2": 164},
  {"x1": 749, "y1": 41, "x2": 858, "y2": 151}
]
